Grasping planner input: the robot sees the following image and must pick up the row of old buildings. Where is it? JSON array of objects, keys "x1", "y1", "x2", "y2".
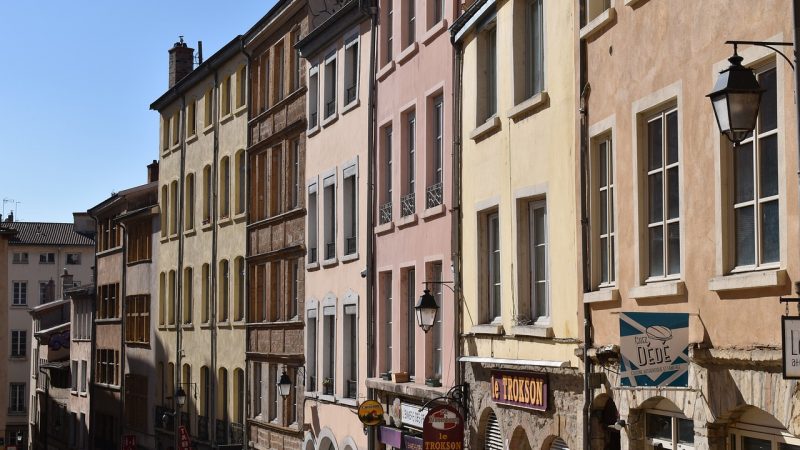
[{"x1": 5, "y1": 0, "x2": 800, "y2": 449}]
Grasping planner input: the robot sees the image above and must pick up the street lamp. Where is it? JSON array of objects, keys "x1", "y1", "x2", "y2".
[
  {"x1": 277, "y1": 371, "x2": 292, "y2": 398},
  {"x1": 707, "y1": 44, "x2": 764, "y2": 145},
  {"x1": 415, "y1": 289, "x2": 439, "y2": 333},
  {"x1": 175, "y1": 387, "x2": 187, "y2": 407}
]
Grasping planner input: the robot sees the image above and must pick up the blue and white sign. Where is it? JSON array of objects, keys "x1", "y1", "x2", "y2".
[{"x1": 619, "y1": 312, "x2": 689, "y2": 387}]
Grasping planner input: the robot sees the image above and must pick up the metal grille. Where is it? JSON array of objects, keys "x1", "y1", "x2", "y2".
[
  {"x1": 345, "y1": 236, "x2": 357, "y2": 255},
  {"x1": 550, "y1": 438, "x2": 570, "y2": 450},
  {"x1": 325, "y1": 242, "x2": 336, "y2": 260},
  {"x1": 426, "y1": 182, "x2": 443, "y2": 208},
  {"x1": 346, "y1": 85, "x2": 357, "y2": 104},
  {"x1": 485, "y1": 412, "x2": 503, "y2": 450},
  {"x1": 346, "y1": 379, "x2": 357, "y2": 399},
  {"x1": 326, "y1": 100, "x2": 336, "y2": 117},
  {"x1": 379, "y1": 202, "x2": 392, "y2": 224},
  {"x1": 308, "y1": 247, "x2": 317, "y2": 263},
  {"x1": 401, "y1": 192, "x2": 415, "y2": 217}
]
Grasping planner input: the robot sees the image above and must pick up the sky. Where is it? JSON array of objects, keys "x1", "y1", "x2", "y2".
[{"x1": 0, "y1": 1, "x2": 277, "y2": 223}]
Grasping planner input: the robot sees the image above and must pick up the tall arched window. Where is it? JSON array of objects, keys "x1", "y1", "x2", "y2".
[
  {"x1": 203, "y1": 165, "x2": 212, "y2": 224},
  {"x1": 183, "y1": 267, "x2": 193, "y2": 325},
  {"x1": 168, "y1": 270, "x2": 176, "y2": 325},
  {"x1": 233, "y1": 368, "x2": 244, "y2": 424},
  {"x1": 217, "y1": 367, "x2": 229, "y2": 421},
  {"x1": 234, "y1": 257, "x2": 245, "y2": 321},
  {"x1": 235, "y1": 150, "x2": 246, "y2": 215},
  {"x1": 219, "y1": 259, "x2": 230, "y2": 322},
  {"x1": 159, "y1": 272, "x2": 166, "y2": 326},
  {"x1": 220, "y1": 156, "x2": 230, "y2": 218},
  {"x1": 201, "y1": 263, "x2": 210, "y2": 324},
  {"x1": 185, "y1": 173, "x2": 195, "y2": 230}
]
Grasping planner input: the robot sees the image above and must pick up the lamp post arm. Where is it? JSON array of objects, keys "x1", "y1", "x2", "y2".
[
  {"x1": 423, "y1": 280, "x2": 457, "y2": 294},
  {"x1": 725, "y1": 40, "x2": 795, "y2": 70}
]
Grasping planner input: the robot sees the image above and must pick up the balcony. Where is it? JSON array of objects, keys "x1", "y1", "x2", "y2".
[
  {"x1": 379, "y1": 202, "x2": 392, "y2": 224},
  {"x1": 345, "y1": 379, "x2": 357, "y2": 399},
  {"x1": 325, "y1": 242, "x2": 336, "y2": 261},
  {"x1": 197, "y1": 415, "x2": 210, "y2": 442},
  {"x1": 326, "y1": 100, "x2": 336, "y2": 117},
  {"x1": 426, "y1": 182, "x2": 443, "y2": 209},
  {"x1": 308, "y1": 247, "x2": 318, "y2": 264},
  {"x1": 229, "y1": 422, "x2": 245, "y2": 444},
  {"x1": 401, "y1": 193, "x2": 415, "y2": 217},
  {"x1": 215, "y1": 420, "x2": 227, "y2": 445},
  {"x1": 345, "y1": 236, "x2": 357, "y2": 255},
  {"x1": 345, "y1": 85, "x2": 357, "y2": 104}
]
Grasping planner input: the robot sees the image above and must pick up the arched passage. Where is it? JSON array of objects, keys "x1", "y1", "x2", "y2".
[
  {"x1": 590, "y1": 394, "x2": 621, "y2": 450},
  {"x1": 510, "y1": 426, "x2": 533, "y2": 450}
]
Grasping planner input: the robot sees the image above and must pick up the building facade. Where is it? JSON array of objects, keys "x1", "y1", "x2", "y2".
[
  {"x1": 297, "y1": 1, "x2": 374, "y2": 448},
  {"x1": 452, "y1": 0, "x2": 584, "y2": 448},
  {"x1": 67, "y1": 283, "x2": 93, "y2": 450},
  {"x1": 243, "y1": 1, "x2": 309, "y2": 449},
  {"x1": 580, "y1": 1, "x2": 800, "y2": 449},
  {"x1": 151, "y1": 36, "x2": 249, "y2": 449},
  {"x1": 367, "y1": 0, "x2": 458, "y2": 447}
]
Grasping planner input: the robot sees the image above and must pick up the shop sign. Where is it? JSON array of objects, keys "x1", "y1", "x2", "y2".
[
  {"x1": 358, "y1": 399, "x2": 385, "y2": 426},
  {"x1": 401, "y1": 402, "x2": 429, "y2": 429},
  {"x1": 123, "y1": 435, "x2": 137, "y2": 450},
  {"x1": 782, "y1": 316, "x2": 800, "y2": 379},
  {"x1": 379, "y1": 426, "x2": 403, "y2": 448},
  {"x1": 405, "y1": 435, "x2": 424, "y2": 450},
  {"x1": 619, "y1": 312, "x2": 689, "y2": 387},
  {"x1": 178, "y1": 426, "x2": 192, "y2": 449},
  {"x1": 491, "y1": 370, "x2": 547, "y2": 411},
  {"x1": 422, "y1": 405, "x2": 464, "y2": 450}
]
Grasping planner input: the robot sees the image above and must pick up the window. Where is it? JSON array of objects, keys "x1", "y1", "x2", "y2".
[
  {"x1": 73, "y1": 299, "x2": 92, "y2": 340},
  {"x1": 234, "y1": 368, "x2": 244, "y2": 424},
  {"x1": 645, "y1": 108, "x2": 680, "y2": 278},
  {"x1": 645, "y1": 412, "x2": 694, "y2": 450},
  {"x1": 384, "y1": 0, "x2": 394, "y2": 63},
  {"x1": 268, "y1": 262, "x2": 281, "y2": 322},
  {"x1": 405, "y1": 0, "x2": 416, "y2": 46},
  {"x1": 39, "y1": 281, "x2": 53, "y2": 304},
  {"x1": 528, "y1": 200, "x2": 548, "y2": 323},
  {"x1": 66, "y1": 253, "x2": 81, "y2": 265},
  {"x1": 324, "y1": 55, "x2": 337, "y2": 119},
  {"x1": 124, "y1": 374, "x2": 148, "y2": 431},
  {"x1": 343, "y1": 164, "x2": 358, "y2": 256},
  {"x1": 236, "y1": 66, "x2": 247, "y2": 109},
  {"x1": 586, "y1": 0, "x2": 611, "y2": 23},
  {"x1": 99, "y1": 217, "x2": 122, "y2": 250},
  {"x1": 323, "y1": 175, "x2": 337, "y2": 261},
  {"x1": 405, "y1": 268, "x2": 416, "y2": 378},
  {"x1": 478, "y1": 23, "x2": 498, "y2": 122},
  {"x1": 125, "y1": 295, "x2": 150, "y2": 344},
  {"x1": 171, "y1": 112, "x2": 179, "y2": 147},
  {"x1": 187, "y1": 99, "x2": 197, "y2": 136},
  {"x1": 429, "y1": 262, "x2": 443, "y2": 381},
  {"x1": 292, "y1": 30, "x2": 302, "y2": 91},
  {"x1": 203, "y1": 165, "x2": 212, "y2": 224},
  {"x1": 183, "y1": 267, "x2": 193, "y2": 325},
  {"x1": 524, "y1": 0, "x2": 544, "y2": 99},
  {"x1": 71, "y1": 361, "x2": 78, "y2": 392},
  {"x1": 170, "y1": 180, "x2": 179, "y2": 234},
  {"x1": 218, "y1": 368, "x2": 229, "y2": 421},
  {"x1": 128, "y1": 219, "x2": 152, "y2": 263},
  {"x1": 594, "y1": 136, "x2": 615, "y2": 285},
  {"x1": 9, "y1": 383, "x2": 24, "y2": 413},
  {"x1": 290, "y1": 139, "x2": 301, "y2": 209},
  {"x1": 482, "y1": 211, "x2": 501, "y2": 322},
  {"x1": 343, "y1": 303, "x2": 357, "y2": 398},
  {"x1": 402, "y1": 110, "x2": 416, "y2": 217},
  {"x1": 95, "y1": 349, "x2": 120, "y2": 386},
  {"x1": 253, "y1": 362, "x2": 263, "y2": 417},
  {"x1": 428, "y1": 95, "x2": 444, "y2": 208},
  {"x1": 381, "y1": 272, "x2": 393, "y2": 375},
  {"x1": 162, "y1": 115, "x2": 170, "y2": 151},
  {"x1": 732, "y1": 66, "x2": 779, "y2": 269},
  {"x1": 97, "y1": 283, "x2": 120, "y2": 320},
  {"x1": 268, "y1": 365, "x2": 278, "y2": 421},
  {"x1": 39, "y1": 252, "x2": 55, "y2": 264},
  {"x1": 185, "y1": 173, "x2": 195, "y2": 230},
  {"x1": 288, "y1": 258, "x2": 300, "y2": 320},
  {"x1": 432, "y1": 0, "x2": 444, "y2": 25},
  {"x1": 12, "y1": 252, "x2": 28, "y2": 264},
  {"x1": 80, "y1": 360, "x2": 87, "y2": 393},
  {"x1": 380, "y1": 126, "x2": 393, "y2": 225},
  {"x1": 204, "y1": 88, "x2": 213, "y2": 128},
  {"x1": 274, "y1": 43, "x2": 285, "y2": 102},
  {"x1": 269, "y1": 145, "x2": 283, "y2": 216},
  {"x1": 168, "y1": 270, "x2": 176, "y2": 325},
  {"x1": 344, "y1": 36, "x2": 359, "y2": 105},
  {"x1": 234, "y1": 257, "x2": 245, "y2": 322},
  {"x1": 201, "y1": 366, "x2": 211, "y2": 418},
  {"x1": 256, "y1": 54, "x2": 270, "y2": 113},
  {"x1": 307, "y1": 308, "x2": 318, "y2": 391},
  {"x1": 159, "y1": 272, "x2": 166, "y2": 326},
  {"x1": 322, "y1": 305, "x2": 335, "y2": 395},
  {"x1": 161, "y1": 185, "x2": 169, "y2": 238},
  {"x1": 202, "y1": 263, "x2": 210, "y2": 324},
  {"x1": 219, "y1": 259, "x2": 230, "y2": 322},
  {"x1": 236, "y1": 151, "x2": 246, "y2": 215},
  {"x1": 220, "y1": 156, "x2": 230, "y2": 218},
  {"x1": 11, "y1": 330, "x2": 26, "y2": 358},
  {"x1": 309, "y1": 67, "x2": 319, "y2": 128},
  {"x1": 308, "y1": 183, "x2": 319, "y2": 263},
  {"x1": 221, "y1": 75, "x2": 232, "y2": 117},
  {"x1": 250, "y1": 263, "x2": 265, "y2": 323}
]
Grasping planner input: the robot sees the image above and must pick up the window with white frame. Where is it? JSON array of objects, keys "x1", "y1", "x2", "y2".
[
  {"x1": 39, "y1": 281, "x2": 53, "y2": 304},
  {"x1": 344, "y1": 36, "x2": 359, "y2": 105},
  {"x1": 39, "y1": 252, "x2": 55, "y2": 264},
  {"x1": 66, "y1": 253, "x2": 81, "y2": 265},
  {"x1": 645, "y1": 412, "x2": 694, "y2": 450},
  {"x1": 9, "y1": 383, "x2": 24, "y2": 413},
  {"x1": 528, "y1": 200, "x2": 548, "y2": 323},
  {"x1": 483, "y1": 211, "x2": 501, "y2": 323},
  {"x1": 381, "y1": 272, "x2": 393, "y2": 376},
  {"x1": 309, "y1": 67, "x2": 319, "y2": 128},
  {"x1": 586, "y1": 0, "x2": 611, "y2": 23},
  {"x1": 380, "y1": 126, "x2": 394, "y2": 224},
  {"x1": 431, "y1": 0, "x2": 444, "y2": 26},
  {"x1": 343, "y1": 163, "x2": 358, "y2": 256},
  {"x1": 732, "y1": 66, "x2": 779, "y2": 269},
  {"x1": 12, "y1": 252, "x2": 28, "y2": 264},
  {"x1": 343, "y1": 302, "x2": 357, "y2": 398},
  {"x1": 404, "y1": 267, "x2": 416, "y2": 378},
  {"x1": 308, "y1": 182, "x2": 319, "y2": 263},
  {"x1": 11, "y1": 330, "x2": 26, "y2": 358},
  {"x1": 405, "y1": 0, "x2": 416, "y2": 46},
  {"x1": 645, "y1": 107, "x2": 680, "y2": 279},
  {"x1": 594, "y1": 135, "x2": 615, "y2": 286},
  {"x1": 307, "y1": 307, "x2": 318, "y2": 391},
  {"x1": 525, "y1": 0, "x2": 544, "y2": 99},
  {"x1": 384, "y1": 0, "x2": 394, "y2": 63},
  {"x1": 324, "y1": 54, "x2": 337, "y2": 119},
  {"x1": 428, "y1": 95, "x2": 444, "y2": 208},
  {"x1": 402, "y1": 110, "x2": 416, "y2": 217},
  {"x1": 322, "y1": 305, "x2": 336, "y2": 395},
  {"x1": 323, "y1": 175, "x2": 337, "y2": 261},
  {"x1": 478, "y1": 21, "x2": 497, "y2": 123},
  {"x1": 12, "y1": 281, "x2": 26, "y2": 305},
  {"x1": 430, "y1": 262, "x2": 443, "y2": 382},
  {"x1": 291, "y1": 139, "x2": 301, "y2": 209}
]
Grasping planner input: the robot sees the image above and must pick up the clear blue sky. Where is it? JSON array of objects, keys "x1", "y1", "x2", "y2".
[{"x1": 0, "y1": 1, "x2": 277, "y2": 223}]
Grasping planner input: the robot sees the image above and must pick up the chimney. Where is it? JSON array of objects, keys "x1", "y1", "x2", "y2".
[
  {"x1": 147, "y1": 160, "x2": 160, "y2": 183},
  {"x1": 5, "y1": 211, "x2": 13, "y2": 222},
  {"x1": 60, "y1": 269, "x2": 73, "y2": 299},
  {"x1": 168, "y1": 37, "x2": 194, "y2": 88}
]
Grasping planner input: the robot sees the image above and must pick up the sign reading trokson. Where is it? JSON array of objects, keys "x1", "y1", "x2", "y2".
[
  {"x1": 422, "y1": 405, "x2": 464, "y2": 450},
  {"x1": 782, "y1": 316, "x2": 800, "y2": 379},
  {"x1": 619, "y1": 312, "x2": 689, "y2": 387},
  {"x1": 491, "y1": 370, "x2": 547, "y2": 411}
]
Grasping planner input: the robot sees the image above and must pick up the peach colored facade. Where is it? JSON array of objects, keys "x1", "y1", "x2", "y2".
[{"x1": 581, "y1": 0, "x2": 800, "y2": 449}]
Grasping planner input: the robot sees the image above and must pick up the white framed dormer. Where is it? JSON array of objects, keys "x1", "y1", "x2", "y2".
[{"x1": 342, "y1": 30, "x2": 361, "y2": 114}]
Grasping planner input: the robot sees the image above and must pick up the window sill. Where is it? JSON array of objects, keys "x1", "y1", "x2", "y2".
[
  {"x1": 182, "y1": 324, "x2": 194, "y2": 331},
  {"x1": 470, "y1": 323, "x2": 505, "y2": 335},
  {"x1": 337, "y1": 397, "x2": 358, "y2": 407},
  {"x1": 169, "y1": 233, "x2": 180, "y2": 241},
  {"x1": 422, "y1": 20, "x2": 448, "y2": 46},
  {"x1": 95, "y1": 318, "x2": 122, "y2": 324},
  {"x1": 321, "y1": 257, "x2": 338, "y2": 268},
  {"x1": 341, "y1": 98, "x2": 360, "y2": 115},
  {"x1": 321, "y1": 112, "x2": 338, "y2": 128},
  {"x1": 218, "y1": 321, "x2": 231, "y2": 328},
  {"x1": 233, "y1": 211, "x2": 247, "y2": 223},
  {"x1": 218, "y1": 215, "x2": 233, "y2": 227},
  {"x1": 377, "y1": 61, "x2": 396, "y2": 81},
  {"x1": 422, "y1": 204, "x2": 446, "y2": 221},
  {"x1": 9, "y1": 356, "x2": 28, "y2": 362},
  {"x1": 232, "y1": 320, "x2": 247, "y2": 328},
  {"x1": 184, "y1": 228, "x2": 196, "y2": 238},
  {"x1": 200, "y1": 322, "x2": 213, "y2": 330},
  {"x1": 307, "y1": 123, "x2": 320, "y2": 137},
  {"x1": 583, "y1": 288, "x2": 619, "y2": 304},
  {"x1": 708, "y1": 269, "x2": 787, "y2": 292},
  {"x1": 625, "y1": 0, "x2": 648, "y2": 6},
  {"x1": 340, "y1": 252, "x2": 359, "y2": 263},
  {"x1": 203, "y1": 123, "x2": 214, "y2": 135},
  {"x1": 317, "y1": 394, "x2": 336, "y2": 403},
  {"x1": 470, "y1": 115, "x2": 501, "y2": 142},
  {"x1": 579, "y1": 7, "x2": 616, "y2": 40},
  {"x1": 10, "y1": 305, "x2": 30, "y2": 310},
  {"x1": 186, "y1": 133, "x2": 198, "y2": 145},
  {"x1": 201, "y1": 220, "x2": 213, "y2": 232},
  {"x1": 220, "y1": 113, "x2": 234, "y2": 125},
  {"x1": 375, "y1": 221, "x2": 394, "y2": 235},
  {"x1": 511, "y1": 325, "x2": 553, "y2": 338},
  {"x1": 170, "y1": 143, "x2": 181, "y2": 153},
  {"x1": 397, "y1": 42, "x2": 419, "y2": 65},
  {"x1": 507, "y1": 91, "x2": 549, "y2": 121},
  {"x1": 397, "y1": 213, "x2": 418, "y2": 229},
  {"x1": 306, "y1": 261, "x2": 320, "y2": 271},
  {"x1": 628, "y1": 280, "x2": 685, "y2": 300},
  {"x1": 234, "y1": 104, "x2": 248, "y2": 116}
]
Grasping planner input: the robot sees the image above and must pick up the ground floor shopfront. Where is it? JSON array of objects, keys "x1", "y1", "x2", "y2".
[{"x1": 589, "y1": 349, "x2": 800, "y2": 450}]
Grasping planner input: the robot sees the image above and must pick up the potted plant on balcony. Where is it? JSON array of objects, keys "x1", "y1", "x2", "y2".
[{"x1": 322, "y1": 377, "x2": 334, "y2": 395}]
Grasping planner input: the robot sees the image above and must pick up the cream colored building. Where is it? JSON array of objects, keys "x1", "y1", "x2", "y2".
[
  {"x1": 452, "y1": 0, "x2": 583, "y2": 448},
  {"x1": 151, "y1": 36, "x2": 248, "y2": 449}
]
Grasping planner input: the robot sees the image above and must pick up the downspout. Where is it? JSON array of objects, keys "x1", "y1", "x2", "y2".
[
  {"x1": 89, "y1": 215, "x2": 99, "y2": 449},
  {"x1": 175, "y1": 93, "x2": 187, "y2": 449},
  {"x1": 241, "y1": 38, "x2": 252, "y2": 439},
  {"x1": 210, "y1": 66, "x2": 220, "y2": 447},
  {"x1": 451, "y1": 39, "x2": 464, "y2": 395},
  {"x1": 117, "y1": 220, "x2": 129, "y2": 442}
]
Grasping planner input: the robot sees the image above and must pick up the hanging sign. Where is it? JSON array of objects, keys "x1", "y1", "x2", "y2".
[
  {"x1": 401, "y1": 402, "x2": 429, "y2": 429},
  {"x1": 491, "y1": 370, "x2": 547, "y2": 411},
  {"x1": 358, "y1": 399, "x2": 385, "y2": 426},
  {"x1": 619, "y1": 312, "x2": 689, "y2": 387},
  {"x1": 782, "y1": 316, "x2": 800, "y2": 379},
  {"x1": 178, "y1": 425, "x2": 192, "y2": 449},
  {"x1": 422, "y1": 405, "x2": 464, "y2": 450},
  {"x1": 123, "y1": 435, "x2": 137, "y2": 450}
]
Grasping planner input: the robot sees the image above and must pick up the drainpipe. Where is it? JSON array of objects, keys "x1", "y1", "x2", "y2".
[
  {"x1": 241, "y1": 38, "x2": 252, "y2": 443},
  {"x1": 175, "y1": 92, "x2": 187, "y2": 450},
  {"x1": 210, "y1": 66, "x2": 220, "y2": 448},
  {"x1": 117, "y1": 220, "x2": 129, "y2": 442},
  {"x1": 88, "y1": 215, "x2": 99, "y2": 449},
  {"x1": 452, "y1": 39, "x2": 464, "y2": 398}
]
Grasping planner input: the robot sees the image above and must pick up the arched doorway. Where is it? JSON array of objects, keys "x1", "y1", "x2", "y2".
[
  {"x1": 728, "y1": 407, "x2": 800, "y2": 450},
  {"x1": 590, "y1": 395, "x2": 621, "y2": 450},
  {"x1": 510, "y1": 426, "x2": 532, "y2": 450}
]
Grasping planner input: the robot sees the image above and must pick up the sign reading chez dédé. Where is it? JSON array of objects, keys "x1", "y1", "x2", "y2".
[
  {"x1": 619, "y1": 312, "x2": 689, "y2": 387},
  {"x1": 491, "y1": 370, "x2": 547, "y2": 411}
]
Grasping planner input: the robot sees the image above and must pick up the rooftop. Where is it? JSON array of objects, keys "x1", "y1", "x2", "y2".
[{"x1": 4, "y1": 221, "x2": 95, "y2": 247}]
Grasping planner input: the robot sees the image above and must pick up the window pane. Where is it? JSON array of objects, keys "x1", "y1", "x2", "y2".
[
  {"x1": 667, "y1": 222, "x2": 680, "y2": 275},
  {"x1": 677, "y1": 418, "x2": 694, "y2": 444},
  {"x1": 742, "y1": 436, "x2": 771, "y2": 450},
  {"x1": 649, "y1": 226, "x2": 664, "y2": 277},
  {"x1": 667, "y1": 167, "x2": 679, "y2": 220},
  {"x1": 609, "y1": 186, "x2": 615, "y2": 233},
  {"x1": 609, "y1": 235, "x2": 615, "y2": 283},
  {"x1": 667, "y1": 111, "x2": 678, "y2": 165},
  {"x1": 780, "y1": 443, "x2": 800, "y2": 450},
  {"x1": 600, "y1": 237, "x2": 609, "y2": 284},
  {"x1": 648, "y1": 118, "x2": 663, "y2": 171},
  {"x1": 758, "y1": 67, "x2": 777, "y2": 132},
  {"x1": 735, "y1": 143, "x2": 754, "y2": 204},
  {"x1": 648, "y1": 172, "x2": 663, "y2": 223},
  {"x1": 599, "y1": 142, "x2": 608, "y2": 187},
  {"x1": 600, "y1": 190, "x2": 608, "y2": 234},
  {"x1": 761, "y1": 199, "x2": 780, "y2": 263},
  {"x1": 533, "y1": 207, "x2": 545, "y2": 244},
  {"x1": 645, "y1": 414, "x2": 671, "y2": 440},
  {"x1": 759, "y1": 134, "x2": 778, "y2": 198},
  {"x1": 534, "y1": 281, "x2": 546, "y2": 318},
  {"x1": 534, "y1": 245, "x2": 546, "y2": 281},
  {"x1": 735, "y1": 205, "x2": 755, "y2": 266}
]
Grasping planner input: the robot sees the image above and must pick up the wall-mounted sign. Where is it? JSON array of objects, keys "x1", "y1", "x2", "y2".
[
  {"x1": 619, "y1": 312, "x2": 689, "y2": 387},
  {"x1": 491, "y1": 371, "x2": 547, "y2": 411},
  {"x1": 782, "y1": 316, "x2": 800, "y2": 379},
  {"x1": 401, "y1": 402, "x2": 429, "y2": 429},
  {"x1": 404, "y1": 435, "x2": 424, "y2": 450},
  {"x1": 423, "y1": 405, "x2": 464, "y2": 449},
  {"x1": 358, "y1": 400, "x2": 385, "y2": 426}
]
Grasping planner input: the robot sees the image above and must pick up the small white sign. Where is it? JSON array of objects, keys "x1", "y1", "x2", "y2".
[
  {"x1": 782, "y1": 317, "x2": 800, "y2": 379},
  {"x1": 401, "y1": 402, "x2": 428, "y2": 429}
]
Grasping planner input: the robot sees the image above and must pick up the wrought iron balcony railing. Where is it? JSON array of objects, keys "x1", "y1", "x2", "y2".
[
  {"x1": 345, "y1": 236, "x2": 357, "y2": 255},
  {"x1": 426, "y1": 182, "x2": 443, "y2": 209},
  {"x1": 346, "y1": 85, "x2": 357, "y2": 104},
  {"x1": 326, "y1": 100, "x2": 336, "y2": 117},
  {"x1": 379, "y1": 201, "x2": 392, "y2": 224},
  {"x1": 308, "y1": 247, "x2": 318, "y2": 264},
  {"x1": 325, "y1": 242, "x2": 336, "y2": 260},
  {"x1": 401, "y1": 192, "x2": 415, "y2": 217},
  {"x1": 346, "y1": 379, "x2": 358, "y2": 399},
  {"x1": 197, "y1": 415, "x2": 210, "y2": 441}
]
